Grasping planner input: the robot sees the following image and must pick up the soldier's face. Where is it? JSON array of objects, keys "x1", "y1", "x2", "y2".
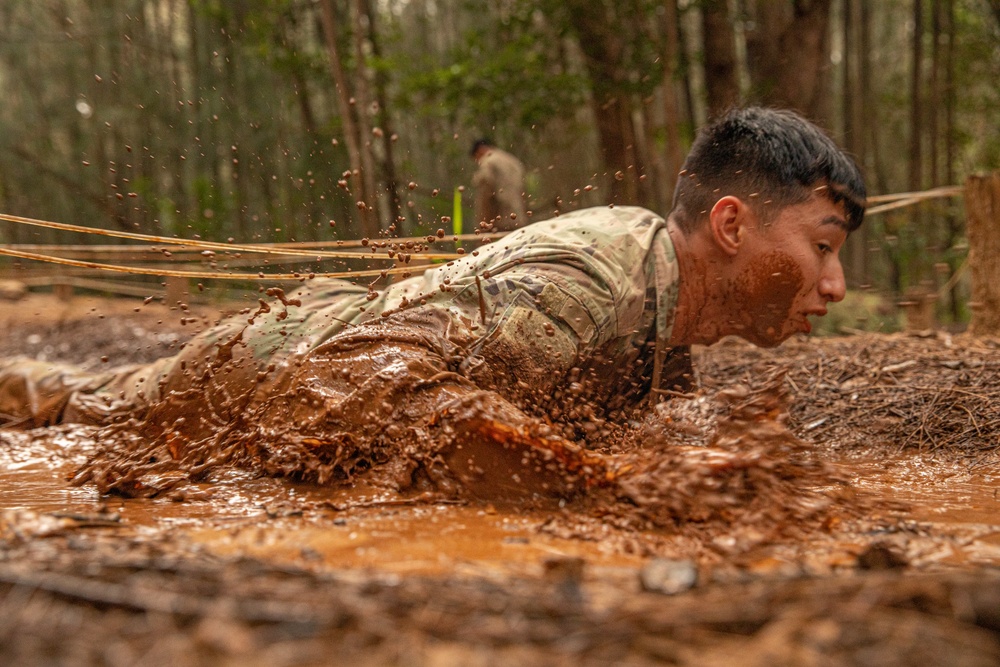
[{"x1": 730, "y1": 194, "x2": 849, "y2": 347}]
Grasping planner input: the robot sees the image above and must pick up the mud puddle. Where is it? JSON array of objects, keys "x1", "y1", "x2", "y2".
[
  {"x1": 3, "y1": 424, "x2": 1000, "y2": 576},
  {"x1": 0, "y1": 426, "x2": 646, "y2": 576},
  {"x1": 841, "y1": 451, "x2": 1000, "y2": 566},
  {"x1": 4, "y1": 399, "x2": 1000, "y2": 666}
]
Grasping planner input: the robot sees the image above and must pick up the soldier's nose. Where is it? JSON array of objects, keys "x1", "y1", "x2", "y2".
[{"x1": 819, "y1": 259, "x2": 846, "y2": 303}]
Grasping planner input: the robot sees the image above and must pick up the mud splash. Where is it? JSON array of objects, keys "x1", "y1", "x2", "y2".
[
  {"x1": 51, "y1": 351, "x2": 866, "y2": 556},
  {"x1": 3, "y1": 300, "x2": 992, "y2": 572},
  {"x1": 3, "y1": 410, "x2": 1000, "y2": 575}
]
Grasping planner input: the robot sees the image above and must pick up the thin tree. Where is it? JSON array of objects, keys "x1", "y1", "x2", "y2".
[
  {"x1": 319, "y1": 0, "x2": 379, "y2": 237},
  {"x1": 944, "y1": 0, "x2": 961, "y2": 321},
  {"x1": 361, "y1": 0, "x2": 402, "y2": 231},
  {"x1": 662, "y1": 0, "x2": 686, "y2": 205},
  {"x1": 701, "y1": 0, "x2": 739, "y2": 117},
  {"x1": 745, "y1": 0, "x2": 833, "y2": 122},
  {"x1": 348, "y1": 0, "x2": 381, "y2": 229},
  {"x1": 908, "y1": 0, "x2": 923, "y2": 193},
  {"x1": 842, "y1": 0, "x2": 867, "y2": 286}
]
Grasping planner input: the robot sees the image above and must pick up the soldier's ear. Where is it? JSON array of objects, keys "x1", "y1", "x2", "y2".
[{"x1": 708, "y1": 196, "x2": 746, "y2": 256}]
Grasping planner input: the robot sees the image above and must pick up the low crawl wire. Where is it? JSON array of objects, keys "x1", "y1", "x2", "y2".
[{"x1": 0, "y1": 246, "x2": 419, "y2": 280}]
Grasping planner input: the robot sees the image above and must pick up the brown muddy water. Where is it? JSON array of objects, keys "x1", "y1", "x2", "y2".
[
  {"x1": 3, "y1": 423, "x2": 1000, "y2": 574},
  {"x1": 5, "y1": 423, "x2": 1000, "y2": 666},
  {"x1": 0, "y1": 425, "x2": 640, "y2": 574}
]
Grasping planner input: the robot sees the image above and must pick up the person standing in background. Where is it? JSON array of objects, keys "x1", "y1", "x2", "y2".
[{"x1": 470, "y1": 139, "x2": 527, "y2": 232}]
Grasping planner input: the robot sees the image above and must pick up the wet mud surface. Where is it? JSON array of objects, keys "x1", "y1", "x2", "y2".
[{"x1": 3, "y1": 295, "x2": 1000, "y2": 665}]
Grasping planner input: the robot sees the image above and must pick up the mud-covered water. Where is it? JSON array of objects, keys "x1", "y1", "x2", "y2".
[
  {"x1": 0, "y1": 425, "x2": 638, "y2": 573},
  {"x1": 3, "y1": 422, "x2": 1000, "y2": 577},
  {"x1": 4, "y1": 423, "x2": 1000, "y2": 667}
]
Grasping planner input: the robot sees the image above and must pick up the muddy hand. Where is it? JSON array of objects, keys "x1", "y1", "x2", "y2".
[{"x1": 434, "y1": 391, "x2": 614, "y2": 503}]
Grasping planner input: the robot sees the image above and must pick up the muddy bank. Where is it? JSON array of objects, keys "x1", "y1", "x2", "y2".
[
  {"x1": 699, "y1": 332, "x2": 1000, "y2": 459},
  {"x1": 0, "y1": 293, "x2": 223, "y2": 367},
  {"x1": 2, "y1": 526, "x2": 1000, "y2": 666}
]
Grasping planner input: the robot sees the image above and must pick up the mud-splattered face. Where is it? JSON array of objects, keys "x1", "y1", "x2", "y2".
[{"x1": 730, "y1": 195, "x2": 848, "y2": 347}]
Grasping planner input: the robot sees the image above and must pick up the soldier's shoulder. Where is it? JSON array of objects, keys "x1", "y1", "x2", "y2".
[{"x1": 539, "y1": 206, "x2": 664, "y2": 234}]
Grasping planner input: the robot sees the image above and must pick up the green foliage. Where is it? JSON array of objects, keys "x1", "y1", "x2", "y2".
[
  {"x1": 0, "y1": 0, "x2": 995, "y2": 316},
  {"x1": 392, "y1": 32, "x2": 586, "y2": 133},
  {"x1": 812, "y1": 290, "x2": 902, "y2": 336},
  {"x1": 952, "y1": 1, "x2": 1000, "y2": 171}
]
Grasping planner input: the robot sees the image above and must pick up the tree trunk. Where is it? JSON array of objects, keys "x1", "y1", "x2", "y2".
[
  {"x1": 318, "y1": 0, "x2": 378, "y2": 237},
  {"x1": 926, "y1": 0, "x2": 944, "y2": 307},
  {"x1": 861, "y1": 1, "x2": 888, "y2": 194},
  {"x1": 591, "y1": 96, "x2": 645, "y2": 205},
  {"x1": 676, "y1": 4, "x2": 698, "y2": 130},
  {"x1": 661, "y1": 0, "x2": 686, "y2": 207},
  {"x1": 908, "y1": 0, "x2": 923, "y2": 192},
  {"x1": 565, "y1": 2, "x2": 649, "y2": 206},
  {"x1": 746, "y1": 0, "x2": 833, "y2": 121},
  {"x1": 348, "y1": 0, "x2": 382, "y2": 229},
  {"x1": 361, "y1": 0, "x2": 402, "y2": 231},
  {"x1": 929, "y1": 0, "x2": 942, "y2": 189},
  {"x1": 944, "y1": 0, "x2": 961, "y2": 322},
  {"x1": 906, "y1": 0, "x2": 926, "y2": 293},
  {"x1": 186, "y1": 0, "x2": 203, "y2": 227},
  {"x1": 701, "y1": 0, "x2": 739, "y2": 117},
  {"x1": 842, "y1": 0, "x2": 867, "y2": 287},
  {"x1": 223, "y1": 38, "x2": 249, "y2": 241},
  {"x1": 986, "y1": 0, "x2": 1000, "y2": 30},
  {"x1": 965, "y1": 173, "x2": 1000, "y2": 336}
]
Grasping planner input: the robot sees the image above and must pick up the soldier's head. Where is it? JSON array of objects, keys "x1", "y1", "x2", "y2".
[
  {"x1": 668, "y1": 108, "x2": 866, "y2": 348},
  {"x1": 669, "y1": 107, "x2": 865, "y2": 235},
  {"x1": 470, "y1": 138, "x2": 494, "y2": 162}
]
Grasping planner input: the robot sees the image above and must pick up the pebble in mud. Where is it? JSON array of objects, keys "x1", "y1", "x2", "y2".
[
  {"x1": 543, "y1": 555, "x2": 585, "y2": 584},
  {"x1": 543, "y1": 555, "x2": 586, "y2": 605},
  {"x1": 639, "y1": 558, "x2": 698, "y2": 595},
  {"x1": 857, "y1": 542, "x2": 909, "y2": 570}
]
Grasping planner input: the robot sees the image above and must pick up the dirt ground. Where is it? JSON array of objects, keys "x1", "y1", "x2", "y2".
[{"x1": 3, "y1": 293, "x2": 1000, "y2": 666}]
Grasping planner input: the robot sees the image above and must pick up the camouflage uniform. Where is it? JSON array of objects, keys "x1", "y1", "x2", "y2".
[
  {"x1": 473, "y1": 148, "x2": 527, "y2": 232},
  {"x1": 0, "y1": 206, "x2": 687, "y2": 432}
]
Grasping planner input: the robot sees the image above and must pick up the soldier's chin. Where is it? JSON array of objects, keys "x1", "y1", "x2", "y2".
[{"x1": 739, "y1": 326, "x2": 790, "y2": 349}]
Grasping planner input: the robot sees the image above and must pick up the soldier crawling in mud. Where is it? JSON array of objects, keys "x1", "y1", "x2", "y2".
[{"x1": 0, "y1": 107, "x2": 865, "y2": 500}]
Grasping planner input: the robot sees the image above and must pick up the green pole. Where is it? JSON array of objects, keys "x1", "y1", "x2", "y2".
[{"x1": 452, "y1": 187, "x2": 463, "y2": 243}]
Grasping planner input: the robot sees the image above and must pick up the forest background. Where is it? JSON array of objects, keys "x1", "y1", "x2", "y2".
[{"x1": 0, "y1": 0, "x2": 998, "y2": 330}]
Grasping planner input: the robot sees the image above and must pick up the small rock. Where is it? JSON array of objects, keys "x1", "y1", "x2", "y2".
[
  {"x1": 857, "y1": 542, "x2": 908, "y2": 570},
  {"x1": 640, "y1": 558, "x2": 698, "y2": 594},
  {"x1": 300, "y1": 546, "x2": 322, "y2": 562},
  {"x1": 0, "y1": 280, "x2": 27, "y2": 301},
  {"x1": 543, "y1": 556, "x2": 586, "y2": 605},
  {"x1": 543, "y1": 556, "x2": 585, "y2": 584}
]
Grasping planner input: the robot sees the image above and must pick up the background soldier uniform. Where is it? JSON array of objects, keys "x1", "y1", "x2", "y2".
[{"x1": 472, "y1": 147, "x2": 527, "y2": 232}]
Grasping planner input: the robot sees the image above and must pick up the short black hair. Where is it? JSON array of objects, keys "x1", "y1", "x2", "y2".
[
  {"x1": 670, "y1": 107, "x2": 866, "y2": 233},
  {"x1": 470, "y1": 138, "x2": 494, "y2": 156}
]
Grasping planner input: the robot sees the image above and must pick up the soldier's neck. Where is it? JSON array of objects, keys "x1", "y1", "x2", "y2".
[{"x1": 666, "y1": 223, "x2": 737, "y2": 347}]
